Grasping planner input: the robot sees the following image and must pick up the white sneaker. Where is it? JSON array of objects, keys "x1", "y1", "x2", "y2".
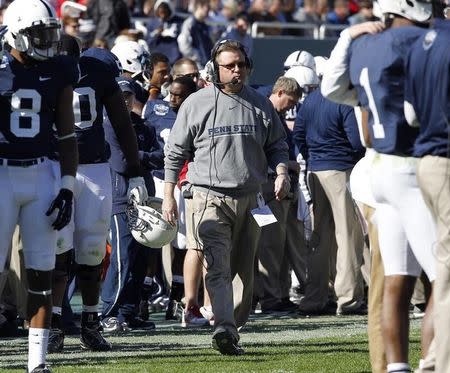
[
  {"x1": 181, "y1": 306, "x2": 209, "y2": 328},
  {"x1": 200, "y1": 306, "x2": 215, "y2": 326}
]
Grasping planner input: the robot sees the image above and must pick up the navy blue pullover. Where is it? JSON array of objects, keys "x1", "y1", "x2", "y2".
[
  {"x1": 293, "y1": 89, "x2": 364, "y2": 171},
  {"x1": 105, "y1": 112, "x2": 164, "y2": 214}
]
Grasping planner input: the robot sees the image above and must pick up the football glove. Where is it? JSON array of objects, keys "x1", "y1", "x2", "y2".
[
  {"x1": 46, "y1": 189, "x2": 73, "y2": 230},
  {"x1": 127, "y1": 176, "x2": 148, "y2": 205}
]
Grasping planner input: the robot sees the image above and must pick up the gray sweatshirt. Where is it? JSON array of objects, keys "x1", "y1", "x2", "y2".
[{"x1": 164, "y1": 85, "x2": 289, "y2": 196}]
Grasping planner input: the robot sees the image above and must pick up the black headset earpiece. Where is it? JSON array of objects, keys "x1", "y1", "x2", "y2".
[{"x1": 209, "y1": 39, "x2": 252, "y2": 85}]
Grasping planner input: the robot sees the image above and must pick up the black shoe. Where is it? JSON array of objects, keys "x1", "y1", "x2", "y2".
[
  {"x1": 47, "y1": 328, "x2": 64, "y2": 353},
  {"x1": 28, "y1": 364, "x2": 51, "y2": 373},
  {"x1": 80, "y1": 325, "x2": 112, "y2": 351},
  {"x1": 165, "y1": 300, "x2": 182, "y2": 321},
  {"x1": 262, "y1": 299, "x2": 298, "y2": 314},
  {"x1": 336, "y1": 303, "x2": 367, "y2": 316},
  {"x1": 212, "y1": 331, "x2": 245, "y2": 356},
  {"x1": 138, "y1": 300, "x2": 149, "y2": 321},
  {"x1": 298, "y1": 301, "x2": 337, "y2": 317},
  {"x1": 122, "y1": 317, "x2": 156, "y2": 331}
]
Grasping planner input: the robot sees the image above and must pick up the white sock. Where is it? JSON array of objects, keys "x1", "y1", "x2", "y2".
[
  {"x1": 52, "y1": 306, "x2": 62, "y2": 316},
  {"x1": 419, "y1": 359, "x2": 426, "y2": 369},
  {"x1": 143, "y1": 276, "x2": 153, "y2": 286},
  {"x1": 82, "y1": 304, "x2": 99, "y2": 313},
  {"x1": 387, "y1": 362, "x2": 411, "y2": 373},
  {"x1": 28, "y1": 328, "x2": 49, "y2": 372}
]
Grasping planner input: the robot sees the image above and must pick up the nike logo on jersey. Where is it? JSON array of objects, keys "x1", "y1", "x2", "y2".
[
  {"x1": 39, "y1": 76, "x2": 51, "y2": 81},
  {"x1": 79, "y1": 74, "x2": 88, "y2": 81}
]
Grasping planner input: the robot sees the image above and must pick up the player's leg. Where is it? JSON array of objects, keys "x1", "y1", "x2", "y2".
[
  {"x1": 48, "y1": 206, "x2": 75, "y2": 353},
  {"x1": 20, "y1": 161, "x2": 59, "y2": 372},
  {"x1": 391, "y1": 158, "x2": 436, "y2": 359},
  {"x1": 376, "y1": 202, "x2": 421, "y2": 369},
  {"x1": 73, "y1": 164, "x2": 112, "y2": 351}
]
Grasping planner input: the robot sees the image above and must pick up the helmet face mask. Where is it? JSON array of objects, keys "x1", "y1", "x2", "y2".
[
  {"x1": 127, "y1": 197, "x2": 178, "y2": 248},
  {"x1": 21, "y1": 19, "x2": 61, "y2": 60}
]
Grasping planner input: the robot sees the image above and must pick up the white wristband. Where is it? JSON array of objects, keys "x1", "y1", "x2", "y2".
[{"x1": 61, "y1": 175, "x2": 75, "y2": 192}]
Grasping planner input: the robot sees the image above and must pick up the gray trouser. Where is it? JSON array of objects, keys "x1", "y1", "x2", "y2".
[{"x1": 192, "y1": 189, "x2": 260, "y2": 340}]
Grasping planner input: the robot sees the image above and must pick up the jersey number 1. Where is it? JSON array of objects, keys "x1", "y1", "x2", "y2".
[{"x1": 359, "y1": 67, "x2": 385, "y2": 139}]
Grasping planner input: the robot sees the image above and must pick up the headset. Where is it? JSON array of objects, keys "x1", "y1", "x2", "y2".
[{"x1": 204, "y1": 39, "x2": 253, "y2": 86}]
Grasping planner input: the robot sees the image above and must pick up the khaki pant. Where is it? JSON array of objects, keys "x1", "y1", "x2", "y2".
[
  {"x1": 300, "y1": 169, "x2": 365, "y2": 313},
  {"x1": 257, "y1": 180, "x2": 307, "y2": 308},
  {"x1": 363, "y1": 205, "x2": 387, "y2": 373},
  {"x1": 0, "y1": 227, "x2": 27, "y2": 320},
  {"x1": 192, "y1": 189, "x2": 260, "y2": 340},
  {"x1": 417, "y1": 156, "x2": 450, "y2": 373}
]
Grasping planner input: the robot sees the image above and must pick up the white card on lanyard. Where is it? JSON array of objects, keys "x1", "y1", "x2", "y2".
[{"x1": 251, "y1": 192, "x2": 277, "y2": 227}]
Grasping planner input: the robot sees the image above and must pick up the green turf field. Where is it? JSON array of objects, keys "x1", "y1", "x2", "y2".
[{"x1": 0, "y1": 312, "x2": 422, "y2": 373}]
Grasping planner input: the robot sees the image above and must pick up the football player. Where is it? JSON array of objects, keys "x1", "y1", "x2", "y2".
[
  {"x1": 110, "y1": 40, "x2": 151, "y2": 116},
  {"x1": 0, "y1": 0, "x2": 79, "y2": 371},
  {"x1": 404, "y1": 5, "x2": 450, "y2": 371},
  {"x1": 321, "y1": 1, "x2": 436, "y2": 372},
  {"x1": 101, "y1": 76, "x2": 164, "y2": 332},
  {"x1": 143, "y1": 76, "x2": 200, "y2": 324},
  {"x1": 48, "y1": 35, "x2": 147, "y2": 353}
]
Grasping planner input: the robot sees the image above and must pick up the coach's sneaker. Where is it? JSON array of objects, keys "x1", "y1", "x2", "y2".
[
  {"x1": 212, "y1": 330, "x2": 245, "y2": 356},
  {"x1": 28, "y1": 364, "x2": 51, "y2": 373},
  {"x1": 47, "y1": 328, "x2": 64, "y2": 353},
  {"x1": 181, "y1": 306, "x2": 209, "y2": 327}
]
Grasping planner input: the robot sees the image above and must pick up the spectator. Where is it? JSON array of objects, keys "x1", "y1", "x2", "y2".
[
  {"x1": 348, "y1": 0, "x2": 378, "y2": 25},
  {"x1": 219, "y1": 11, "x2": 253, "y2": 57},
  {"x1": 87, "y1": 0, "x2": 131, "y2": 48},
  {"x1": 146, "y1": 0, "x2": 184, "y2": 65},
  {"x1": 326, "y1": 0, "x2": 350, "y2": 25},
  {"x1": 177, "y1": 0, "x2": 213, "y2": 68}
]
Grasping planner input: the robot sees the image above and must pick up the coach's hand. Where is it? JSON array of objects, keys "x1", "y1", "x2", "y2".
[
  {"x1": 46, "y1": 189, "x2": 73, "y2": 230},
  {"x1": 274, "y1": 173, "x2": 290, "y2": 201},
  {"x1": 162, "y1": 196, "x2": 178, "y2": 226},
  {"x1": 127, "y1": 177, "x2": 148, "y2": 205}
]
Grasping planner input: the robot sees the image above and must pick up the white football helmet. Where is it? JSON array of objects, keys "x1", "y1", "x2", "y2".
[
  {"x1": 4, "y1": 0, "x2": 61, "y2": 61},
  {"x1": 283, "y1": 50, "x2": 316, "y2": 72},
  {"x1": 111, "y1": 41, "x2": 151, "y2": 78},
  {"x1": 376, "y1": 0, "x2": 432, "y2": 23},
  {"x1": 284, "y1": 65, "x2": 320, "y2": 96},
  {"x1": 127, "y1": 197, "x2": 178, "y2": 248}
]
